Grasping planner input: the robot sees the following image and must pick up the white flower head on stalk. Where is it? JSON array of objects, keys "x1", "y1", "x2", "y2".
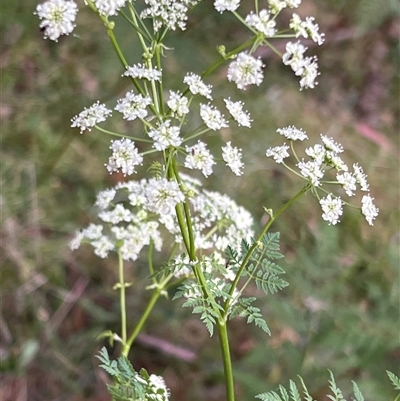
[
  {"x1": 320, "y1": 134, "x2": 344, "y2": 153},
  {"x1": 277, "y1": 125, "x2": 308, "y2": 141},
  {"x1": 353, "y1": 163, "x2": 369, "y2": 191},
  {"x1": 290, "y1": 13, "x2": 325, "y2": 45},
  {"x1": 266, "y1": 144, "x2": 290, "y2": 164},
  {"x1": 245, "y1": 9, "x2": 277, "y2": 37},
  {"x1": 222, "y1": 142, "x2": 244, "y2": 176},
  {"x1": 336, "y1": 172, "x2": 357, "y2": 197},
  {"x1": 361, "y1": 194, "x2": 379, "y2": 226},
  {"x1": 214, "y1": 0, "x2": 240, "y2": 13},
  {"x1": 148, "y1": 120, "x2": 182, "y2": 151},
  {"x1": 106, "y1": 138, "x2": 143, "y2": 176},
  {"x1": 282, "y1": 41, "x2": 307, "y2": 71},
  {"x1": 200, "y1": 104, "x2": 229, "y2": 131},
  {"x1": 35, "y1": 0, "x2": 78, "y2": 41},
  {"x1": 95, "y1": 188, "x2": 116, "y2": 210},
  {"x1": 297, "y1": 159, "x2": 324, "y2": 186},
  {"x1": 141, "y1": 0, "x2": 200, "y2": 31},
  {"x1": 227, "y1": 52, "x2": 264, "y2": 90},
  {"x1": 185, "y1": 141, "x2": 215, "y2": 177},
  {"x1": 319, "y1": 194, "x2": 343, "y2": 225},
  {"x1": 224, "y1": 98, "x2": 252, "y2": 127},
  {"x1": 123, "y1": 64, "x2": 162, "y2": 81},
  {"x1": 90, "y1": 0, "x2": 128, "y2": 17},
  {"x1": 71, "y1": 101, "x2": 112, "y2": 133},
  {"x1": 297, "y1": 56, "x2": 320, "y2": 90},
  {"x1": 305, "y1": 144, "x2": 326, "y2": 163},
  {"x1": 115, "y1": 91, "x2": 153, "y2": 121},
  {"x1": 167, "y1": 91, "x2": 189, "y2": 117},
  {"x1": 183, "y1": 73, "x2": 213, "y2": 99},
  {"x1": 145, "y1": 178, "x2": 185, "y2": 215},
  {"x1": 268, "y1": 0, "x2": 287, "y2": 14}
]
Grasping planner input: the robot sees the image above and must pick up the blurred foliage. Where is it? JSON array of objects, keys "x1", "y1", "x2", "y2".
[{"x1": 1, "y1": 1, "x2": 399, "y2": 400}]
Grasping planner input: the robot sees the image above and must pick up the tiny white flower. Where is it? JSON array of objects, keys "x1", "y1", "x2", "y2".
[
  {"x1": 183, "y1": 73, "x2": 213, "y2": 99},
  {"x1": 185, "y1": 141, "x2": 215, "y2": 177},
  {"x1": 268, "y1": 0, "x2": 287, "y2": 14},
  {"x1": 286, "y1": 0, "x2": 302, "y2": 7},
  {"x1": 123, "y1": 64, "x2": 162, "y2": 81},
  {"x1": 214, "y1": 0, "x2": 240, "y2": 13},
  {"x1": 69, "y1": 231, "x2": 84, "y2": 250},
  {"x1": 282, "y1": 41, "x2": 307, "y2": 72},
  {"x1": 99, "y1": 204, "x2": 132, "y2": 224},
  {"x1": 245, "y1": 9, "x2": 277, "y2": 37},
  {"x1": 71, "y1": 101, "x2": 112, "y2": 133},
  {"x1": 353, "y1": 163, "x2": 369, "y2": 191},
  {"x1": 227, "y1": 52, "x2": 264, "y2": 90},
  {"x1": 91, "y1": 0, "x2": 128, "y2": 17},
  {"x1": 337, "y1": 172, "x2": 357, "y2": 197},
  {"x1": 200, "y1": 104, "x2": 229, "y2": 131},
  {"x1": 106, "y1": 138, "x2": 143, "y2": 176},
  {"x1": 35, "y1": 0, "x2": 78, "y2": 41},
  {"x1": 298, "y1": 56, "x2": 320, "y2": 89},
  {"x1": 224, "y1": 98, "x2": 252, "y2": 127},
  {"x1": 320, "y1": 134, "x2": 344, "y2": 153},
  {"x1": 319, "y1": 194, "x2": 343, "y2": 225},
  {"x1": 115, "y1": 91, "x2": 152, "y2": 121},
  {"x1": 266, "y1": 144, "x2": 290, "y2": 164},
  {"x1": 92, "y1": 235, "x2": 115, "y2": 258},
  {"x1": 83, "y1": 223, "x2": 103, "y2": 239},
  {"x1": 140, "y1": 0, "x2": 200, "y2": 31},
  {"x1": 222, "y1": 142, "x2": 244, "y2": 176},
  {"x1": 145, "y1": 178, "x2": 185, "y2": 215},
  {"x1": 361, "y1": 194, "x2": 379, "y2": 226},
  {"x1": 297, "y1": 159, "x2": 324, "y2": 186},
  {"x1": 305, "y1": 144, "x2": 326, "y2": 163},
  {"x1": 95, "y1": 188, "x2": 116, "y2": 209},
  {"x1": 327, "y1": 153, "x2": 348, "y2": 172},
  {"x1": 277, "y1": 126, "x2": 308, "y2": 141},
  {"x1": 290, "y1": 13, "x2": 325, "y2": 45},
  {"x1": 148, "y1": 120, "x2": 182, "y2": 151},
  {"x1": 167, "y1": 91, "x2": 189, "y2": 117}
]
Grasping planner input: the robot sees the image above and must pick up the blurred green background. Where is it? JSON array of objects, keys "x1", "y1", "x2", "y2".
[{"x1": 1, "y1": 1, "x2": 399, "y2": 400}]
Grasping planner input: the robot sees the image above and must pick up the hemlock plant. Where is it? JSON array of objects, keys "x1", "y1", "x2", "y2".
[{"x1": 35, "y1": 0, "x2": 395, "y2": 400}]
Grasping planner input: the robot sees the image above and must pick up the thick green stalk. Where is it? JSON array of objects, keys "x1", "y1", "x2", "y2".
[{"x1": 217, "y1": 320, "x2": 235, "y2": 401}]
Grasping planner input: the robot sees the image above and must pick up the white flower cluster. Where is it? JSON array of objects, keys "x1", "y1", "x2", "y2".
[
  {"x1": 140, "y1": 0, "x2": 201, "y2": 31},
  {"x1": 227, "y1": 52, "x2": 264, "y2": 90},
  {"x1": 71, "y1": 101, "x2": 112, "y2": 133},
  {"x1": 148, "y1": 120, "x2": 182, "y2": 151},
  {"x1": 106, "y1": 138, "x2": 143, "y2": 176},
  {"x1": 245, "y1": 9, "x2": 277, "y2": 37},
  {"x1": 282, "y1": 41, "x2": 320, "y2": 89},
  {"x1": 266, "y1": 126, "x2": 379, "y2": 225},
  {"x1": 70, "y1": 175, "x2": 254, "y2": 262},
  {"x1": 123, "y1": 64, "x2": 162, "y2": 81},
  {"x1": 35, "y1": 0, "x2": 78, "y2": 41},
  {"x1": 90, "y1": 0, "x2": 128, "y2": 17}
]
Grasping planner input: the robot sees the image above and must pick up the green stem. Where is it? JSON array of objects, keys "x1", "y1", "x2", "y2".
[
  {"x1": 122, "y1": 289, "x2": 161, "y2": 357},
  {"x1": 216, "y1": 320, "x2": 235, "y2": 401},
  {"x1": 224, "y1": 184, "x2": 311, "y2": 313},
  {"x1": 117, "y1": 249, "x2": 127, "y2": 345}
]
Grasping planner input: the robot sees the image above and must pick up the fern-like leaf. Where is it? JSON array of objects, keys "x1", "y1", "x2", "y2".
[
  {"x1": 387, "y1": 370, "x2": 400, "y2": 390},
  {"x1": 256, "y1": 372, "x2": 365, "y2": 401}
]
